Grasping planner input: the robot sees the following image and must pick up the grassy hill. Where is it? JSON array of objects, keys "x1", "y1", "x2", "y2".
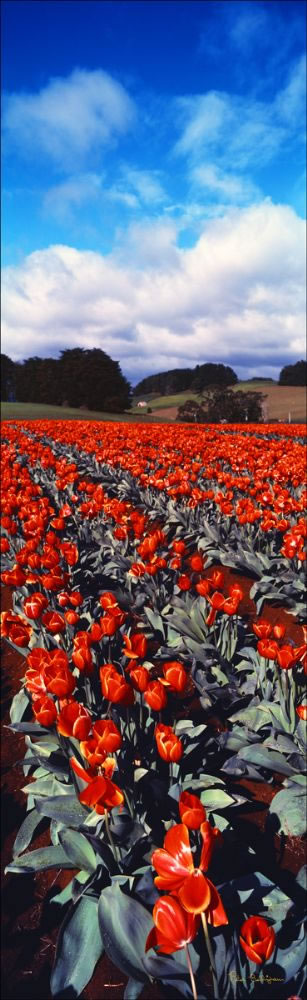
[
  {"x1": 0, "y1": 402, "x2": 173, "y2": 423},
  {"x1": 132, "y1": 381, "x2": 307, "y2": 422}
]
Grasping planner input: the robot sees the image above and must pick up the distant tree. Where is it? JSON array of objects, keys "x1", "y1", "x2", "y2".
[
  {"x1": 192, "y1": 363, "x2": 238, "y2": 393},
  {"x1": 15, "y1": 357, "x2": 43, "y2": 402},
  {"x1": 58, "y1": 348, "x2": 131, "y2": 412},
  {"x1": 279, "y1": 361, "x2": 306, "y2": 386},
  {"x1": 178, "y1": 387, "x2": 266, "y2": 423},
  {"x1": 1, "y1": 354, "x2": 16, "y2": 401}
]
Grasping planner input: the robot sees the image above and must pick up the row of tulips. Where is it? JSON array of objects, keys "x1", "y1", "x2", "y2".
[{"x1": 0, "y1": 418, "x2": 306, "y2": 998}]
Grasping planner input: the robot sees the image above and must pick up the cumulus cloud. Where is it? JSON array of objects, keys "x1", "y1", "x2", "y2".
[
  {"x1": 2, "y1": 202, "x2": 305, "y2": 381},
  {"x1": 3, "y1": 69, "x2": 136, "y2": 171}
]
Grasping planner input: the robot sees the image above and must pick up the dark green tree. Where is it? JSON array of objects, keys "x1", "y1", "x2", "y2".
[
  {"x1": 58, "y1": 348, "x2": 131, "y2": 412},
  {"x1": 279, "y1": 361, "x2": 306, "y2": 386},
  {"x1": 178, "y1": 387, "x2": 266, "y2": 423},
  {"x1": 1, "y1": 354, "x2": 16, "y2": 401}
]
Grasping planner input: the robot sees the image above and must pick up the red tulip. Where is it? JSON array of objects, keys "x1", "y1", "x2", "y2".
[
  {"x1": 257, "y1": 639, "x2": 279, "y2": 660},
  {"x1": 72, "y1": 645, "x2": 94, "y2": 674},
  {"x1": 145, "y1": 896, "x2": 200, "y2": 955},
  {"x1": 273, "y1": 623, "x2": 286, "y2": 640},
  {"x1": 208, "y1": 570, "x2": 224, "y2": 590},
  {"x1": 190, "y1": 554, "x2": 203, "y2": 572},
  {"x1": 296, "y1": 704, "x2": 307, "y2": 720},
  {"x1": 252, "y1": 621, "x2": 272, "y2": 640},
  {"x1": 123, "y1": 633, "x2": 147, "y2": 660},
  {"x1": 177, "y1": 574, "x2": 192, "y2": 591},
  {"x1": 199, "y1": 820, "x2": 223, "y2": 870},
  {"x1": 240, "y1": 916, "x2": 276, "y2": 965},
  {"x1": 100, "y1": 664, "x2": 134, "y2": 705},
  {"x1": 23, "y1": 592, "x2": 48, "y2": 619},
  {"x1": 195, "y1": 579, "x2": 210, "y2": 596},
  {"x1": 155, "y1": 724, "x2": 183, "y2": 761},
  {"x1": 151, "y1": 823, "x2": 228, "y2": 923},
  {"x1": 42, "y1": 611, "x2": 66, "y2": 634},
  {"x1": 70, "y1": 756, "x2": 124, "y2": 814},
  {"x1": 144, "y1": 680, "x2": 168, "y2": 711},
  {"x1": 42, "y1": 653, "x2": 75, "y2": 697},
  {"x1": 129, "y1": 666, "x2": 149, "y2": 692},
  {"x1": 32, "y1": 694, "x2": 57, "y2": 727},
  {"x1": 276, "y1": 645, "x2": 296, "y2": 670},
  {"x1": 163, "y1": 661, "x2": 188, "y2": 693},
  {"x1": 57, "y1": 700, "x2": 92, "y2": 740},
  {"x1": 179, "y1": 791, "x2": 206, "y2": 830}
]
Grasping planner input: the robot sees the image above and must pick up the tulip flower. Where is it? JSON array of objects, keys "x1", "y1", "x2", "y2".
[
  {"x1": 155, "y1": 724, "x2": 182, "y2": 761},
  {"x1": 257, "y1": 639, "x2": 279, "y2": 660},
  {"x1": 23, "y1": 592, "x2": 48, "y2": 619},
  {"x1": 42, "y1": 654, "x2": 75, "y2": 697},
  {"x1": 145, "y1": 895, "x2": 200, "y2": 955},
  {"x1": 163, "y1": 661, "x2": 188, "y2": 693},
  {"x1": 122, "y1": 633, "x2": 147, "y2": 660},
  {"x1": 296, "y1": 704, "x2": 307, "y2": 720},
  {"x1": 70, "y1": 756, "x2": 124, "y2": 814},
  {"x1": 57, "y1": 700, "x2": 92, "y2": 740},
  {"x1": 240, "y1": 916, "x2": 276, "y2": 965},
  {"x1": 72, "y1": 645, "x2": 94, "y2": 674},
  {"x1": 252, "y1": 621, "x2": 272, "y2": 640},
  {"x1": 100, "y1": 664, "x2": 134, "y2": 705},
  {"x1": 151, "y1": 823, "x2": 227, "y2": 924},
  {"x1": 32, "y1": 694, "x2": 57, "y2": 727},
  {"x1": 276, "y1": 645, "x2": 296, "y2": 670},
  {"x1": 129, "y1": 666, "x2": 149, "y2": 692},
  {"x1": 177, "y1": 574, "x2": 192, "y2": 591},
  {"x1": 0, "y1": 610, "x2": 33, "y2": 647},
  {"x1": 42, "y1": 611, "x2": 66, "y2": 634},
  {"x1": 179, "y1": 791, "x2": 206, "y2": 830},
  {"x1": 144, "y1": 680, "x2": 168, "y2": 711}
]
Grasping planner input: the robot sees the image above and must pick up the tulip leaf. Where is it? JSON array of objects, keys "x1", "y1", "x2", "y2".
[
  {"x1": 5, "y1": 845, "x2": 77, "y2": 874},
  {"x1": 36, "y1": 795, "x2": 89, "y2": 827},
  {"x1": 98, "y1": 883, "x2": 150, "y2": 982},
  {"x1": 9, "y1": 688, "x2": 29, "y2": 724},
  {"x1": 237, "y1": 745, "x2": 296, "y2": 776},
  {"x1": 12, "y1": 806, "x2": 44, "y2": 858},
  {"x1": 50, "y1": 896, "x2": 103, "y2": 997},
  {"x1": 58, "y1": 829, "x2": 97, "y2": 873},
  {"x1": 200, "y1": 788, "x2": 235, "y2": 810},
  {"x1": 269, "y1": 784, "x2": 307, "y2": 837},
  {"x1": 124, "y1": 979, "x2": 144, "y2": 999}
]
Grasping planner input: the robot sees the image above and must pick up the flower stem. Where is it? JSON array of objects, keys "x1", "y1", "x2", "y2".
[
  {"x1": 201, "y1": 912, "x2": 218, "y2": 1000},
  {"x1": 104, "y1": 810, "x2": 119, "y2": 864},
  {"x1": 184, "y1": 944, "x2": 198, "y2": 1000}
]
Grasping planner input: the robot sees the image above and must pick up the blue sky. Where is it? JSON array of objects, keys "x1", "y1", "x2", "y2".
[{"x1": 2, "y1": 0, "x2": 306, "y2": 384}]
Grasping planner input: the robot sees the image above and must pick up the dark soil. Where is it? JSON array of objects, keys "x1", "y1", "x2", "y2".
[{"x1": 1, "y1": 577, "x2": 305, "y2": 999}]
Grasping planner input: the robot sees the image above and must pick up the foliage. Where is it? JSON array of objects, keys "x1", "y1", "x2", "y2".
[
  {"x1": 279, "y1": 360, "x2": 306, "y2": 386},
  {"x1": 178, "y1": 388, "x2": 266, "y2": 423},
  {"x1": 135, "y1": 362, "x2": 238, "y2": 398},
  {"x1": 4, "y1": 349, "x2": 132, "y2": 413},
  {"x1": 1, "y1": 417, "x2": 306, "y2": 998}
]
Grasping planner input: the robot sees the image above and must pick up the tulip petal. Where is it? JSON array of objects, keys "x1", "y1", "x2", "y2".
[
  {"x1": 178, "y1": 870, "x2": 211, "y2": 914},
  {"x1": 163, "y1": 824, "x2": 194, "y2": 871}
]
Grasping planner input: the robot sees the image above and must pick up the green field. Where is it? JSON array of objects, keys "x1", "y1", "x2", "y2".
[
  {"x1": 132, "y1": 381, "x2": 307, "y2": 422},
  {"x1": 0, "y1": 401, "x2": 172, "y2": 423}
]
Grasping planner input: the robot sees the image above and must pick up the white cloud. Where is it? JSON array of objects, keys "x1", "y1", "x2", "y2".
[
  {"x1": 173, "y1": 56, "x2": 305, "y2": 171},
  {"x1": 2, "y1": 202, "x2": 305, "y2": 380},
  {"x1": 124, "y1": 168, "x2": 166, "y2": 204},
  {"x1": 43, "y1": 173, "x2": 103, "y2": 222},
  {"x1": 3, "y1": 69, "x2": 136, "y2": 171},
  {"x1": 191, "y1": 164, "x2": 260, "y2": 203},
  {"x1": 230, "y1": 3, "x2": 269, "y2": 50}
]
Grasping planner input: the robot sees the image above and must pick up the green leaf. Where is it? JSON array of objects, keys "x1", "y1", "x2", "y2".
[
  {"x1": 51, "y1": 896, "x2": 103, "y2": 997},
  {"x1": 124, "y1": 979, "x2": 144, "y2": 999},
  {"x1": 10, "y1": 688, "x2": 29, "y2": 724},
  {"x1": 200, "y1": 788, "x2": 235, "y2": 810},
  {"x1": 59, "y1": 829, "x2": 97, "y2": 874},
  {"x1": 5, "y1": 845, "x2": 77, "y2": 874},
  {"x1": 237, "y1": 745, "x2": 296, "y2": 776},
  {"x1": 12, "y1": 807, "x2": 43, "y2": 858},
  {"x1": 36, "y1": 795, "x2": 89, "y2": 827},
  {"x1": 98, "y1": 884, "x2": 150, "y2": 983},
  {"x1": 269, "y1": 784, "x2": 307, "y2": 837}
]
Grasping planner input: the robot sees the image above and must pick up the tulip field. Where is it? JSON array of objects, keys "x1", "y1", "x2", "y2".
[{"x1": 1, "y1": 417, "x2": 306, "y2": 1000}]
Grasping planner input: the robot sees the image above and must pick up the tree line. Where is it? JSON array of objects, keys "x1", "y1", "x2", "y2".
[
  {"x1": 134, "y1": 363, "x2": 238, "y2": 397},
  {"x1": 135, "y1": 360, "x2": 306, "y2": 397},
  {"x1": 1, "y1": 349, "x2": 132, "y2": 412}
]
